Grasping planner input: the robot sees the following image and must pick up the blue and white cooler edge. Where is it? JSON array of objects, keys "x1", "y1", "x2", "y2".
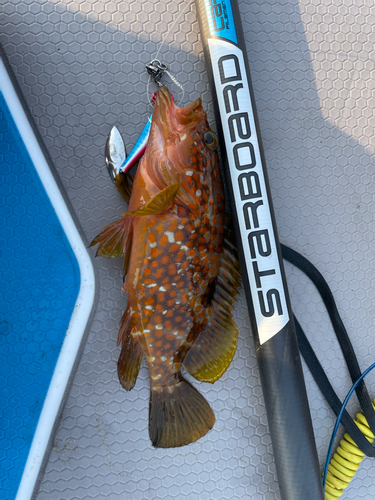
[{"x1": 0, "y1": 49, "x2": 96, "y2": 500}]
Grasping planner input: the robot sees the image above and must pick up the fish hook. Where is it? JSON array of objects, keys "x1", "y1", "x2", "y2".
[{"x1": 145, "y1": 59, "x2": 167, "y2": 87}]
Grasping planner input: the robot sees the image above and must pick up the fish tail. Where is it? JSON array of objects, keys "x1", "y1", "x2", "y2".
[{"x1": 149, "y1": 374, "x2": 215, "y2": 448}]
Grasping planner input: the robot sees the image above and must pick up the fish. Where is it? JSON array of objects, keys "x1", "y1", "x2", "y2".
[{"x1": 90, "y1": 86, "x2": 241, "y2": 448}]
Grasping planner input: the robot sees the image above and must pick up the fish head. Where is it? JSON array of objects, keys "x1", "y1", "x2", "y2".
[
  {"x1": 130, "y1": 86, "x2": 220, "y2": 214},
  {"x1": 150, "y1": 86, "x2": 217, "y2": 166}
]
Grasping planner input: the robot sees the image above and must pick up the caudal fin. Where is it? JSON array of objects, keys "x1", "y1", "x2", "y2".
[{"x1": 149, "y1": 375, "x2": 215, "y2": 448}]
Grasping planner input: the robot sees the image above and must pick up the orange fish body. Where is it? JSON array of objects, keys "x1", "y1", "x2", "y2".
[{"x1": 91, "y1": 87, "x2": 241, "y2": 448}]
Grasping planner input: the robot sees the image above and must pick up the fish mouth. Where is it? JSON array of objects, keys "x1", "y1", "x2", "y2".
[
  {"x1": 157, "y1": 85, "x2": 174, "y2": 113},
  {"x1": 154, "y1": 86, "x2": 204, "y2": 139}
]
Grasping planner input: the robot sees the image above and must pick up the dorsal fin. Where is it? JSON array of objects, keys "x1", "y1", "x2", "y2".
[{"x1": 183, "y1": 215, "x2": 242, "y2": 383}]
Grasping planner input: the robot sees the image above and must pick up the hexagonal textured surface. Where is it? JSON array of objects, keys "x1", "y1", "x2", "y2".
[
  {"x1": 0, "y1": 92, "x2": 80, "y2": 499},
  {"x1": 1, "y1": 0, "x2": 375, "y2": 498}
]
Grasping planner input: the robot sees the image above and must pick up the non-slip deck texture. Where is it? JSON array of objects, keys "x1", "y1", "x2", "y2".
[{"x1": 1, "y1": 0, "x2": 375, "y2": 498}]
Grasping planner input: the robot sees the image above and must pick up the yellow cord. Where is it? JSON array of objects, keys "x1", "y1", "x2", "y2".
[{"x1": 324, "y1": 401, "x2": 375, "y2": 499}]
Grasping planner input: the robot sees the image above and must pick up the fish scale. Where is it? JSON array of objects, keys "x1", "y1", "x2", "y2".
[{"x1": 131, "y1": 212, "x2": 222, "y2": 385}]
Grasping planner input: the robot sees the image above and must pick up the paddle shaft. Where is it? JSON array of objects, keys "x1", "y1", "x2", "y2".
[{"x1": 193, "y1": 1, "x2": 324, "y2": 498}]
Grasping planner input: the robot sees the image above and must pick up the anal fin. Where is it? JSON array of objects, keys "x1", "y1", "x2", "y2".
[{"x1": 117, "y1": 334, "x2": 143, "y2": 391}]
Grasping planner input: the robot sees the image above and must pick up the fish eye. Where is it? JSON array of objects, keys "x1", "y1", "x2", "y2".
[{"x1": 204, "y1": 130, "x2": 218, "y2": 151}]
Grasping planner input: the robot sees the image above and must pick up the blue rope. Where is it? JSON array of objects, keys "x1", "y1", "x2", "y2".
[{"x1": 322, "y1": 362, "x2": 375, "y2": 491}]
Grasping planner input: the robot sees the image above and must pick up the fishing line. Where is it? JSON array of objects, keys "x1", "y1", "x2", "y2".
[
  {"x1": 322, "y1": 362, "x2": 375, "y2": 492},
  {"x1": 146, "y1": 0, "x2": 190, "y2": 105}
]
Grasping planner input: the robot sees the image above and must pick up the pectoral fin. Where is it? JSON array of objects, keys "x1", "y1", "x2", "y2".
[
  {"x1": 122, "y1": 182, "x2": 181, "y2": 218},
  {"x1": 90, "y1": 217, "x2": 132, "y2": 258}
]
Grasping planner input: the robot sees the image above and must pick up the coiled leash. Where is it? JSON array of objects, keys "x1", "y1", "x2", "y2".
[{"x1": 281, "y1": 244, "x2": 375, "y2": 498}]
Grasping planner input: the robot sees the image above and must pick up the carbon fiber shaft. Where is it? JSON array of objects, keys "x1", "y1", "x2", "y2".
[{"x1": 193, "y1": 0, "x2": 324, "y2": 498}]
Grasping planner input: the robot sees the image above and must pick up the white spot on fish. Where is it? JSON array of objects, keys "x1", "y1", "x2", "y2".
[
  {"x1": 168, "y1": 386, "x2": 174, "y2": 393},
  {"x1": 162, "y1": 310, "x2": 167, "y2": 315},
  {"x1": 181, "y1": 245, "x2": 188, "y2": 251},
  {"x1": 165, "y1": 231, "x2": 175, "y2": 243},
  {"x1": 161, "y1": 356, "x2": 167, "y2": 362},
  {"x1": 151, "y1": 374, "x2": 162, "y2": 380},
  {"x1": 133, "y1": 269, "x2": 140, "y2": 289},
  {"x1": 156, "y1": 324, "x2": 162, "y2": 329},
  {"x1": 147, "y1": 283, "x2": 157, "y2": 288},
  {"x1": 159, "y1": 286, "x2": 166, "y2": 292},
  {"x1": 145, "y1": 305, "x2": 153, "y2": 310},
  {"x1": 186, "y1": 170, "x2": 193, "y2": 176},
  {"x1": 196, "y1": 189, "x2": 202, "y2": 197},
  {"x1": 181, "y1": 133, "x2": 187, "y2": 141},
  {"x1": 149, "y1": 242, "x2": 157, "y2": 248}
]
